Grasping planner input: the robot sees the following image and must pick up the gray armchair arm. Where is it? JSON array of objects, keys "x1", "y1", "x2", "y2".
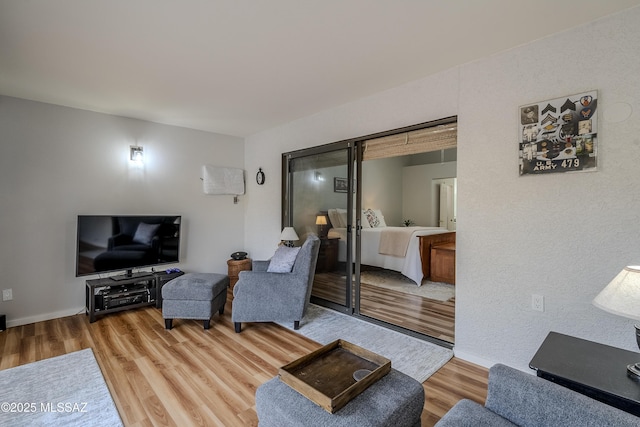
[
  {"x1": 251, "y1": 260, "x2": 271, "y2": 272},
  {"x1": 234, "y1": 271, "x2": 308, "y2": 301}
]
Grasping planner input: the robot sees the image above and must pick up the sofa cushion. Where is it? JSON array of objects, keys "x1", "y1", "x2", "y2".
[
  {"x1": 436, "y1": 364, "x2": 640, "y2": 427},
  {"x1": 485, "y1": 364, "x2": 640, "y2": 427},
  {"x1": 267, "y1": 246, "x2": 300, "y2": 273},
  {"x1": 435, "y1": 399, "x2": 516, "y2": 427},
  {"x1": 133, "y1": 223, "x2": 160, "y2": 246}
]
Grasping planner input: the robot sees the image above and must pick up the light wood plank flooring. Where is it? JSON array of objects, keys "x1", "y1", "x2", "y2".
[
  {"x1": 313, "y1": 271, "x2": 455, "y2": 342},
  {"x1": 0, "y1": 299, "x2": 486, "y2": 426}
]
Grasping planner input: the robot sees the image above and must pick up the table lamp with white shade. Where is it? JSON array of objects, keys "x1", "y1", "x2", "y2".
[
  {"x1": 592, "y1": 266, "x2": 640, "y2": 379},
  {"x1": 280, "y1": 227, "x2": 299, "y2": 247}
]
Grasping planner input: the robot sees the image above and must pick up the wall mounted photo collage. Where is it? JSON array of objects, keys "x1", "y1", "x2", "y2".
[{"x1": 519, "y1": 90, "x2": 598, "y2": 176}]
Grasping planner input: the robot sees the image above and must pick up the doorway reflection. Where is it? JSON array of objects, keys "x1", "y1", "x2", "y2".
[
  {"x1": 283, "y1": 123, "x2": 457, "y2": 345},
  {"x1": 287, "y1": 147, "x2": 354, "y2": 312}
]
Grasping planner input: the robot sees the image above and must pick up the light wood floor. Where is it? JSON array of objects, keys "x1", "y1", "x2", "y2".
[
  {"x1": 313, "y1": 271, "x2": 455, "y2": 342},
  {"x1": 0, "y1": 298, "x2": 486, "y2": 426}
]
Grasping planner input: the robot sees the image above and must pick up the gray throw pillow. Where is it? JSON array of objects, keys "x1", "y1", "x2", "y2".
[
  {"x1": 267, "y1": 246, "x2": 301, "y2": 273},
  {"x1": 133, "y1": 223, "x2": 160, "y2": 246}
]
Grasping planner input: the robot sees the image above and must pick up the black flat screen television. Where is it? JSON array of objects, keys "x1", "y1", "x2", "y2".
[{"x1": 76, "y1": 215, "x2": 181, "y2": 279}]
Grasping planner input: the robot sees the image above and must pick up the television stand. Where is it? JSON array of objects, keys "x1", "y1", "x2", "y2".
[{"x1": 85, "y1": 270, "x2": 184, "y2": 322}]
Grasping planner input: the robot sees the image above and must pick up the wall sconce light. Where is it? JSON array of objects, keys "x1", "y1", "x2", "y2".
[
  {"x1": 314, "y1": 171, "x2": 325, "y2": 182},
  {"x1": 130, "y1": 145, "x2": 144, "y2": 163}
]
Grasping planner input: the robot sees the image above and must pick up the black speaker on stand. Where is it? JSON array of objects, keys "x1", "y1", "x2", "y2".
[{"x1": 0, "y1": 314, "x2": 6, "y2": 332}]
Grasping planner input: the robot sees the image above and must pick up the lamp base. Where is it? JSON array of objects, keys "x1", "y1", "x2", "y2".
[{"x1": 627, "y1": 363, "x2": 640, "y2": 380}]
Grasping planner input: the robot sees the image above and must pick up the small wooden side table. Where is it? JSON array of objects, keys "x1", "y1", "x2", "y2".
[{"x1": 227, "y1": 258, "x2": 252, "y2": 299}]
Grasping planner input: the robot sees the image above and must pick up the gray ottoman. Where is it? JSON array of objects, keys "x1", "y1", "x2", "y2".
[
  {"x1": 255, "y1": 369, "x2": 424, "y2": 427},
  {"x1": 162, "y1": 273, "x2": 228, "y2": 330}
]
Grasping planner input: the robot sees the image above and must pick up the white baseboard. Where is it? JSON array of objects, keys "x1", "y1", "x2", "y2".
[
  {"x1": 5, "y1": 307, "x2": 85, "y2": 329},
  {"x1": 452, "y1": 349, "x2": 536, "y2": 375},
  {"x1": 452, "y1": 349, "x2": 495, "y2": 369}
]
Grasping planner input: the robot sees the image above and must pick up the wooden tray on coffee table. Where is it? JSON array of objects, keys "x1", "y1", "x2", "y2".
[{"x1": 278, "y1": 339, "x2": 391, "y2": 413}]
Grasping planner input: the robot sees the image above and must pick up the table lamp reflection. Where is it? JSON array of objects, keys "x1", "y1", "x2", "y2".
[{"x1": 316, "y1": 215, "x2": 328, "y2": 238}]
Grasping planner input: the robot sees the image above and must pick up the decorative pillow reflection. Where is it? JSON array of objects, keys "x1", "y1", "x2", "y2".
[
  {"x1": 133, "y1": 223, "x2": 161, "y2": 246},
  {"x1": 364, "y1": 209, "x2": 380, "y2": 228},
  {"x1": 373, "y1": 209, "x2": 387, "y2": 227},
  {"x1": 267, "y1": 246, "x2": 301, "y2": 273},
  {"x1": 360, "y1": 210, "x2": 371, "y2": 228}
]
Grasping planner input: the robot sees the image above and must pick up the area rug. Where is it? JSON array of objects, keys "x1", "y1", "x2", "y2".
[
  {"x1": 360, "y1": 269, "x2": 455, "y2": 301},
  {"x1": 0, "y1": 348, "x2": 123, "y2": 427},
  {"x1": 278, "y1": 304, "x2": 453, "y2": 383}
]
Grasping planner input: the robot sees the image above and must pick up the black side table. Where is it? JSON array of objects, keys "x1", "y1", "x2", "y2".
[{"x1": 529, "y1": 331, "x2": 640, "y2": 416}]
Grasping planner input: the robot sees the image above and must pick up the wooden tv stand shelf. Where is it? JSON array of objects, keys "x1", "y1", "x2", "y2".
[{"x1": 85, "y1": 270, "x2": 184, "y2": 322}]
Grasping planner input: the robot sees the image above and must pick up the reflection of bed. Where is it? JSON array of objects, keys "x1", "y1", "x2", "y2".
[{"x1": 328, "y1": 226, "x2": 453, "y2": 285}]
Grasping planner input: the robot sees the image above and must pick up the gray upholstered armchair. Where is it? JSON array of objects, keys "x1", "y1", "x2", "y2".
[{"x1": 232, "y1": 234, "x2": 320, "y2": 333}]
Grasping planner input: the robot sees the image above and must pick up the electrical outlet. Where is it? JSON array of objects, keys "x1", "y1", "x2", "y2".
[
  {"x1": 2, "y1": 288, "x2": 13, "y2": 301},
  {"x1": 532, "y1": 294, "x2": 544, "y2": 312}
]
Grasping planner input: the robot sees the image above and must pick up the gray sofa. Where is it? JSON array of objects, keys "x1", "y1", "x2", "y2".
[{"x1": 435, "y1": 363, "x2": 639, "y2": 427}]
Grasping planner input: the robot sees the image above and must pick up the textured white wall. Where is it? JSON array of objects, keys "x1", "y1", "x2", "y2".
[
  {"x1": 454, "y1": 8, "x2": 640, "y2": 370},
  {"x1": 0, "y1": 96, "x2": 244, "y2": 327},
  {"x1": 245, "y1": 8, "x2": 640, "y2": 371},
  {"x1": 244, "y1": 70, "x2": 460, "y2": 260},
  {"x1": 362, "y1": 157, "x2": 407, "y2": 226},
  {"x1": 402, "y1": 162, "x2": 457, "y2": 227}
]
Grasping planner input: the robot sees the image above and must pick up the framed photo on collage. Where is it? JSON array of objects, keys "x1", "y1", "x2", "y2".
[{"x1": 518, "y1": 90, "x2": 598, "y2": 176}]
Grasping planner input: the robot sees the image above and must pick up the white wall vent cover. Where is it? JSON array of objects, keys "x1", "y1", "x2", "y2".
[{"x1": 202, "y1": 165, "x2": 245, "y2": 195}]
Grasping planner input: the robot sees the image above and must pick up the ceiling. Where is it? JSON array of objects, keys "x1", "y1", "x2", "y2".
[{"x1": 2, "y1": 1, "x2": 639, "y2": 137}]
